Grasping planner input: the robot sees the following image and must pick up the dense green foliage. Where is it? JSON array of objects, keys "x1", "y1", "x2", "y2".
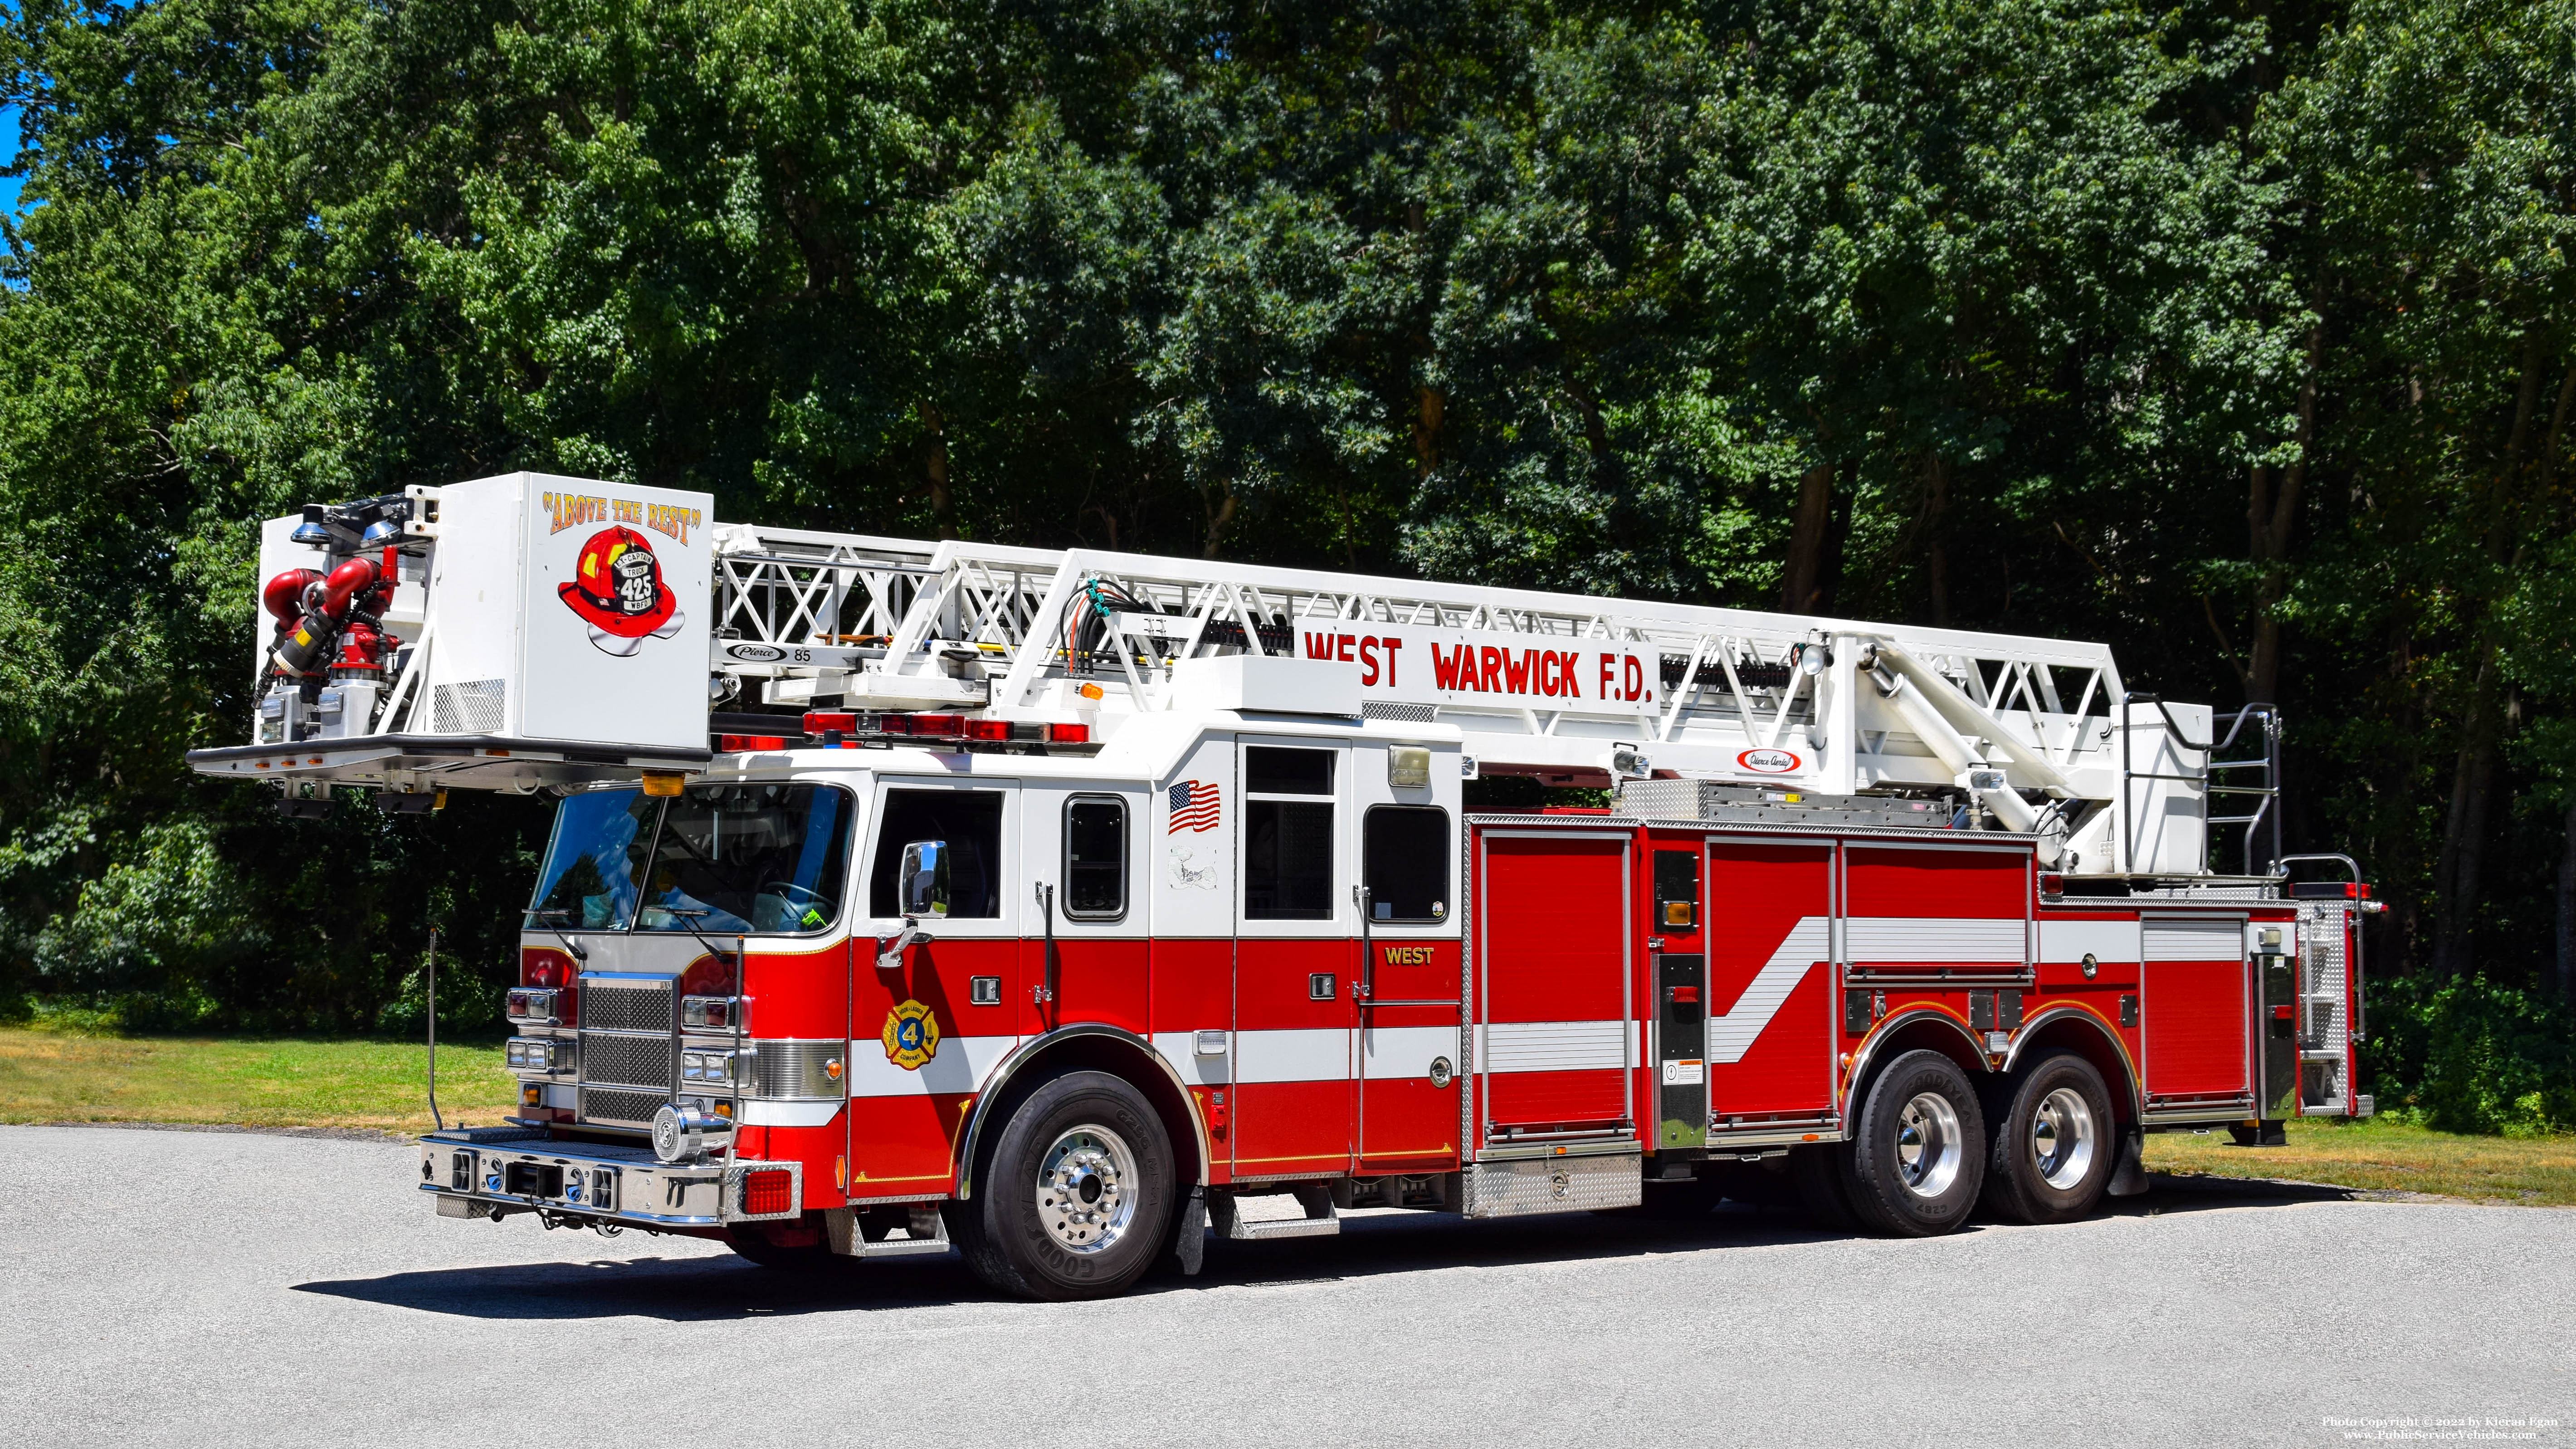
[{"x1": 0, "y1": 0, "x2": 2571, "y2": 1122}]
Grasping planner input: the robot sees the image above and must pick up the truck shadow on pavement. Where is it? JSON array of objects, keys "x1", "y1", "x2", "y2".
[{"x1": 293, "y1": 1173, "x2": 2350, "y2": 1323}]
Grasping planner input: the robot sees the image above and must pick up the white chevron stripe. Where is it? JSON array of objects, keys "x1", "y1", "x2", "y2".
[{"x1": 1710, "y1": 917, "x2": 1831, "y2": 1064}]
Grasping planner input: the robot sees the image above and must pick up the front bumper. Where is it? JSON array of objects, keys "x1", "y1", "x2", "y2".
[{"x1": 417, "y1": 1126, "x2": 800, "y2": 1229}]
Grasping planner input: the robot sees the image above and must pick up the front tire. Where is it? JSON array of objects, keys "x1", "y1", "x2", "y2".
[
  {"x1": 1842, "y1": 1049, "x2": 1987, "y2": 1237},
  {"x1": 953, "y1": 1070, "x2": 1176, "y2": 1301},
  {"x1": 1981, "y1": 1051, "x2": 2116, "y2": 1225}
]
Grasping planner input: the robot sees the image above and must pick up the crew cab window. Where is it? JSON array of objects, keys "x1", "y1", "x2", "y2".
[
  {"x1": 1064, "y1": 796, "x2": 1127, "y2": 920},
  {"x1": 526, "y1": 788, "x2": 659, "y2": 931},
  {"x1": 635, "y1": 783, "x2": 855, "y2": 935},
  {"x1": 1245, "y1": 746, "x2": 1334, "y2": 920},
  {"x1": 870, "y1": 789, "x2": 1005, "y2": 918},
  {"x1": 1362, "y1": 806, "x2": 1449, "y2": 922}
]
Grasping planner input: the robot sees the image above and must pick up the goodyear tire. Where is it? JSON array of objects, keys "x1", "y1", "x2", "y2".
[
  {"x1": 1841, "y1": 1049, "x2": 1987, "y2": 1237},
  {"x1": 1981, "y1": 1050, "x2": 2116, "y2": 1225},
  {"x1": 953, "y1": 1070, "x2": 1175, "y2": 1301}
]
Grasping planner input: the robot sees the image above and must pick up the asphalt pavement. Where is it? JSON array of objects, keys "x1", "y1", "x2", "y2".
[{"x1": 4, "y1": 1124, "x2": 2571, "y2": 1448}]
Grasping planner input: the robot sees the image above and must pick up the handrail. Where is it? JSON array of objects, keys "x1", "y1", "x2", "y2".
[
  {"x1": 2120, "y1": 697, "x2": 2283, "y2": 876},
  {"x1": 2272, "y1": 852, "x2": 2362, "y2": 885},
  {"x1": 2131, "y1": 694, "x2": 2271, "y2": 756}
]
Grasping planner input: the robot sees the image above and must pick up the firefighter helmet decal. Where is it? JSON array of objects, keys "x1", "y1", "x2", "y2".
[
  {"x1": 881, "y1": 999, "x2": 941, "y2": 1070},
  {"x1": 558, "y1": 524, "x2": 685, "y2": 657}
]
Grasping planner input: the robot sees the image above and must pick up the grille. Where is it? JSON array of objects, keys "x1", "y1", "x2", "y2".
[
  {"x1": 580, "y1": 1087, "x2": 669, "y2": 1127},
  {"x1": 1361, "y1": 701, "x2": 1438, "y2": 723},
  {"x1": 581, "y1": 981, "x2": 675, "y2": 1034},
  {"x1": 429, "y1": 678, "x2": 507, "y2": 733},
  {"x1": 581, "y1": 1033, "x2": 673, "y2": 1089}
]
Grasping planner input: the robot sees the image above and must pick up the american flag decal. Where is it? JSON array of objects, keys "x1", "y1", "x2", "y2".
[{"x1": 1167, "y1": 779, "x2": 1221, "y2": 833}]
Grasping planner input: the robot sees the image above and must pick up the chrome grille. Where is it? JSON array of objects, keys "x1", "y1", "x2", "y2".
[
  {"x1": 580, "y1": 1088, "x2": 669, "y2": 1127},
  {"x1": 580, "y1": 978, "x2": 675, "y2": 1034},
  {"x1": 581, "y1": 1034, "x2": 673, "y2": 1089}
]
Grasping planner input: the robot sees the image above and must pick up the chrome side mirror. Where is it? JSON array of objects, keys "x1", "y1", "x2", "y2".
[{"x1": 899, "y1": 840, "x2": 951, "y2": 917}]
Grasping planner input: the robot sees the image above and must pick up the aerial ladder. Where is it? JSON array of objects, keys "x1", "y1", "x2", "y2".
[{"x1": 186, "y1": 471, "x2": 2279, "y2": 879}]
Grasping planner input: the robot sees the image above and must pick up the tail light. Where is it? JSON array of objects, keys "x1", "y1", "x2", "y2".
[
  {"x1": 802, "y1": 711, "x2": 858, "y2": 735},
  {"x1": 720, "y1": 733, "x2": 789, "y2": 751},
  {"x1": 964, "y1": 719, "x2": 1010, "y2": 741},
  {"x1": 912, "y1": 714, "x2": 964, "y2": 737},
  {"x1": 740, "y1": 1167, "x2": 794, "y2": 1216},
  {"x1": 1048, "y1": 723, "x2": 1091, "y2": 743}
]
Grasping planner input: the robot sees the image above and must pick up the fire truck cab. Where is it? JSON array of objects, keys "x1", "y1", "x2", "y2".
[{"x1": 190, "y1": 473, "x2": 2377, "y2": 1299}]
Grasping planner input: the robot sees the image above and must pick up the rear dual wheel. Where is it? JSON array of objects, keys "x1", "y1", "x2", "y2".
[{"x1": 1981, "y1": 1051, "x2": 2116, "y2": 1224}]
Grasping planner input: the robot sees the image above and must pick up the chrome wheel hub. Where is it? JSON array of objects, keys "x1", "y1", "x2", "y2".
[
  {"x1": 1893, "y1": 1091, "x2": 1964, "y2": 1198},
  {"x1": 2030, "y1": 1086, "x2": 2097, "y2": 1190},
  {"x1": 1035, "y1": 1125, "x2": 1137, "y2": 1254}
]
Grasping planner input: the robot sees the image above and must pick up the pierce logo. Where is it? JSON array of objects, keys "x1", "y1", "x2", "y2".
[
  {"x1": 1738, "y1": 747, "x2": 1802, "y2": 774},
  {"x1": 726, "y1": 643, "x2": 785, "y2": 663},
  {"x1": 559, "y1": 525, "x2": 685, "y2": 657}
]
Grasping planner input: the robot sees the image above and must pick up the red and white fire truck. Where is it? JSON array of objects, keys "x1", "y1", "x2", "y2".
[{"x1": 190, "y1": 473, "x2": 2377, "y2": 1299}]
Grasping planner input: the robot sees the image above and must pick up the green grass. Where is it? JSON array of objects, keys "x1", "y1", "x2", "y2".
[
  {"x1": 0, "y1": 1027, "x2": 517, "y2": 1134},
  {"x1": 2145, "y1": 1114, "x2": 2576, "y2": 1206},
  {"x1": 6, "y1": 1027, "x2": 2574, "y2": 1205}
]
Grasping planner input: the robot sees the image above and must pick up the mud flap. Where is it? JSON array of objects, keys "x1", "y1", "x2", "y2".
[
  {"x1": 2107, "y1": 1124, "x2": 2148, "y2": 1197},
  {"x1": 1173, "y1": 1185, "x2": 1206, "y2": 1276}
]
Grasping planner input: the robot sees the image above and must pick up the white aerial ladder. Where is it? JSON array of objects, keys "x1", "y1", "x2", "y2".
[{"x1": 187, "y1": 472, "x2": 2280, "y2": 878}]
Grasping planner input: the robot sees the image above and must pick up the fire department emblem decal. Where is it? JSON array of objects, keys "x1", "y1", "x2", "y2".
[
  {"x1": 559, "y1": 524, "x2": 685, "y2": 657},
  {"x1": 881, "y1": 999, "x2": 941, "y2": 1070}
]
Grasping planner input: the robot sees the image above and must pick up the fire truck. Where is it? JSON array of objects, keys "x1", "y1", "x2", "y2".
[{"x1": 189, "y1": 473, "x2": 2378, "y2": 1299}]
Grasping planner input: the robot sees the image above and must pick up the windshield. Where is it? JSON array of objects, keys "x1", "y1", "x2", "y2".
[
  {"x1": 526, "y1": 789, "x2": 659, "y2": 931},
  {"x1": 635, "y1": 782, "x2": 855, "y2": 935}
]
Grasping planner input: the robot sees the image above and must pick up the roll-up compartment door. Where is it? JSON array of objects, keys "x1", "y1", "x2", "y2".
[{"x1": 2142, "y1": 917, "x2": 2249, "y2": 1101}]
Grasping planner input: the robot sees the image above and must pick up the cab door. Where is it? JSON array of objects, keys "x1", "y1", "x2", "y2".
[
  {"x1": 1020, "y1": 781, "x2": 1151, "y2": 1039},
  {"x1": 1355, "y1": 741, "x2": 1465, "y2": 1176},
  {"x1": 1232, "y1": 738, "x2": 1354, "y2": 1180},
  {"x1": 848, "y1": 776, "x2": 1020, "y2": 1197}
]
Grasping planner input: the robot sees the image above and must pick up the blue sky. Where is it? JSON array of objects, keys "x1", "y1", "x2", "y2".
[{"x1": 0, "y1": 103, "x2": 19, "y2": 215}]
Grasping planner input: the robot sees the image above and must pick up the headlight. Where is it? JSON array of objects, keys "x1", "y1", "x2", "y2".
[
  {"x1": 506, "y1": 1037, "x2": 562, "y2": 1073},
  {"x1": 505, "y1": 988, "x2": 562, "y2": 1025},
  {"x1": 681, "y1": 995, "x2": 737, "y2": 1030},
  {"x1": 681, "y1": 1050, "x2": 735, "y2": 1084}
]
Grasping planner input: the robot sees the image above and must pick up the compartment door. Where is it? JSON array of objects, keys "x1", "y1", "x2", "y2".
[
  {"x1": 2142, "y1": 917, "x2": 2250, "y2": 1105},
  {"x1": 1704, "y1": 840, "x2": 1836, "y2": 1122},
  {"x1": 1473, "y1": 832, "x2": 1633, "y2": 1145}
]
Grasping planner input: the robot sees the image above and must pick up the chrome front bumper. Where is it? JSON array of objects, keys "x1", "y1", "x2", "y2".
[{"x1": 416, "y1": 1126, "x2": 800, "y2": 1229}]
